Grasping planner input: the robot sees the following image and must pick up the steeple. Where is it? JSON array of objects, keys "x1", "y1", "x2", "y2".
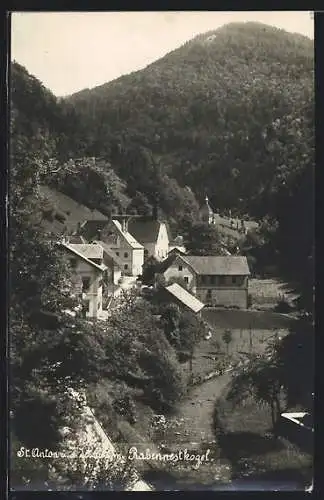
[{"x1": 201, "y1": 193, "x2": 214, "y2": 224}]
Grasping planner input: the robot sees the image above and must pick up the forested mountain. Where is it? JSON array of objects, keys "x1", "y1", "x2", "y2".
[
  {"x1": 10, "y1": 21, "x2": 314, "y2": 488},
  {"x1": 11, "y1": 21, "x2": 314, "y2": 288},
  {"x1": 66, "y1": 22, "x2": 314, "y2": 217}
]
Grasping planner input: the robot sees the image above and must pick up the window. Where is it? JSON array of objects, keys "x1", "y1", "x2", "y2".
[
  {"x1": 116, "y1": 251, "x2": 119, "y2": 256},
  {"x1": 201, "y1": 275, "x2": 207, "y2": 284},
  {"x1": 206, "y1": 290, "x2": 212, "y2": 304},
  {"x1": 219, "y1": 276, "x2": 225, "y2": 285},
  {"x1": 124, "y1": 252, "x2": 128, "y2": 258},
  {"x1": 184, "y1": 276, "x2": 189, "y2": 284},
  {"x1": 210, "y1": 275, "x2": 216, "y2": 285},
  {"x1": 178, "y1": 265, "x2": 183, "y2": 271},
  {"x1": 82, "y1": 277, "x2": 91, "y2": 292},
  {"x1": 231, "y1": 276, "x2": 237, "y2": 285},
  {"x1": 69, "y1": 258, "x2": 77, "y2": 269},
  {"x1": 124, "y1": 264, "x2": 128, "y2": 270}
]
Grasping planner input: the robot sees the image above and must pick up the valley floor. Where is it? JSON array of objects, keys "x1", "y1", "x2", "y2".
[{"x1": 116, "y1": 303, "x2": 311, "y2": 491}]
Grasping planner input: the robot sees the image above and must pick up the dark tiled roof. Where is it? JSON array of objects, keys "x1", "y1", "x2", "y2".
[
  {"x1": 128, "y1": 220, "x2": 162, "y2": 244},
  {"x1": 182, "y1": 256, "x2": 250, "y2": 276},
  {"x1": 112, "y1": 220, "x2": 144, "y2": 249},
  {"x1": 39, "y1": 185, "x2": 108, "y2": 237}
]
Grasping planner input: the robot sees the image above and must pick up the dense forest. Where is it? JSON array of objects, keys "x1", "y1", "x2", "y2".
[
  {"x1": 10, "y1": 21, "x2": 314, "y2": 489},
  {"x1": 11, "y1": 21, "x2": 314, "y2": 284}
]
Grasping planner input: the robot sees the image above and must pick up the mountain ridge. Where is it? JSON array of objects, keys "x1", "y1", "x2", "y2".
[
  {"x1": 60, "y1": 21, "x2": 313, "y2": 221},
  {"x1": 11, "y1": 21, "x2": 314, "y2": 233},
  {"x1": 67, "y1": 22, "x2": 312, "y2": 102}
]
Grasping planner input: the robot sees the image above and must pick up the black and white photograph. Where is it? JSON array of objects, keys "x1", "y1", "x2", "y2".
[{"x1": 9, "y1": 10, "x2": 314, "y2": 492}]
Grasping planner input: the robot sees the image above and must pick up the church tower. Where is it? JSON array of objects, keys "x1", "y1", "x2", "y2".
[{"x1": 201, "y1": 194, "x2": 214, "y2": 225}]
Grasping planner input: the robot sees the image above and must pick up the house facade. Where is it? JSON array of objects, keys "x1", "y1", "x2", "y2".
[
  {"x1": 161, "y1": 254, "x2": 250, "y2": 309},
  {"x1": 163, "y1": 255, "x2": 196, "y2": 291},
  {"x1": 128, "y1": 219, "x2": 170, "y2": 262},
  {"x1": 92, "y1": 219, "x2": 144, "y2": 277},
  {"x1": 93, "y1": 240, "x2": 123, "y2": 286},
  {"x1": 62, "y1": 243, "x2": 107, "y2": 319},
  {"x1": 168, "y1": 235, "x2": 186, "y2": 256}
]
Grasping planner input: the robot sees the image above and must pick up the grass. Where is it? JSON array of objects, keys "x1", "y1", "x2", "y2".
[
  {"x1": 87, "y1": 306, "x2": 307, "y2": 489},
  {"x1": 249, "y1": 278, "x2": 299, "y2": 310},
  {"x1": 214, "y1": 394, "x2": 312, "y2": 483}
]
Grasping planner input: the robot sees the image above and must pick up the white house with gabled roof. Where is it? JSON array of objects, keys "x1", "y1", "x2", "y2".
[
  {"x1": 61, "y1": 242, "x2": 107, "y2": 319},
  {"x1": 161, "y1": 254, "x2": 250, "y2": 309},
  {"x1": 128, "y1": 218, "x2": 171, "y2": 262},
  {"x1": 96, "y1": 218, "x2": 144, "y2": 277}
]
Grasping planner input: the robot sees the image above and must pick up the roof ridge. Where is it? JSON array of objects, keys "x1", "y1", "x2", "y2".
[
  {"x1": 62, "y1": 242, "x2": 107, "y2": 272},
  {"x1": 112, "y1": 219, "x2": 144, "y2": 248},
  {"x1": 94, "y1": 240, "x2": 125, "y2": 268}
]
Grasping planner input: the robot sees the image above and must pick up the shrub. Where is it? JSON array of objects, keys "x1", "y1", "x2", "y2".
[
  {"x1": 113, "y1": 394, "x2": 138, "y2": 425},
  {"x1": 247, "y1": 293, "x2": 253, "y2": 308},
  {"x1": 139, "y1": 345, "x2": 187, "y2": 412},
  {"x1": 86, "y1": 381, "x2": 120, "y2": 441}
]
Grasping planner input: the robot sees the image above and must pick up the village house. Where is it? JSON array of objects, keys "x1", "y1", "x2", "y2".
[
  {"x1": 160, "y1": 254, "x2": 250, "y2": 309},
  {"x1": 93, "y1": 240, "x2": 123, "y2": 286},
  {"x1": 128, "y1": 214, "x2": 171, "y2": 262},
  {"x1": 103, "y1": 219, "x2": 144, "y2": 276},
  {"x1": 160, "y1": 283, "x2": 205, "y2": 317},
  {"x1": 77, "y1": 217, "x2": 144, "y2": 277},
  {"x1": 61, "y1": 242, "x2": 107, "y2": 319},
  {"x1": 168, "y1": 235, "x2": 187, "y2": 256}
]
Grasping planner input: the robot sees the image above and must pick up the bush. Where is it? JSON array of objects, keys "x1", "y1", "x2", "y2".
[
  {"x1": 160, "y1": 305, "x2": 206, "y2": 359},
  {"x1": 113, "y1": 394, "x2": 138, "y2": 425},
  {"x1": 86, "y1": 381, "x2": 120, "y2": 441},
  {"x1": 140, "y1": 346, "x2": 187, "y2": 412},
  {"x1": 247, "y1": 293, "x2": 253, "y2": 308}
]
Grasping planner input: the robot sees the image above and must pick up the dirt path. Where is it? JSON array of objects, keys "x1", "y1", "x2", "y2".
[
  {"x1": 173, "y1": 371, "x2": 233, "y2": 447},
  {"x1": 146, "y1": 371, "x2": 235, "y2": 487}
]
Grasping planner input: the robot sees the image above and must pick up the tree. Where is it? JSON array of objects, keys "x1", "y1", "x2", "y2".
[
  {"x1": 160, "y1": 303, "x2": 182, "y2": 348},
  {"x1": 139, "y1": 342, "x2": 187, "y2": 412},
  {"x1": 142, "y1": 255, "x2": 159, "y2": 285},
  {"x1": 227, "y1": 318, "x2": 314, "y2": 429},
  {"x1": 160, "y1": 305, "x2": 206, "y2": 381},
  {"x1": 227, "y1": 351, "x2": 284, "y2": 428},
  {"x1": 184, "y1": 221, "x2": 222, "y2": 255}
]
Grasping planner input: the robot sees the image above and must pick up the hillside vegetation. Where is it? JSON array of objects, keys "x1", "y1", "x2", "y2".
[
  {"x1": 10, "y1": 22, "x2": 314, "y2": 488},
  {"x1": 66, "y1": 22, "x2": 313, "y2": 218},
  {"x1": 11, "y1": 20, "x2": 314, "y2": 301}
]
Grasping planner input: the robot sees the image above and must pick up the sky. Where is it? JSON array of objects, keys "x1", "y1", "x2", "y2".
[{"x1": 11, "y1": 11, "x2": 314, "y2": 97}]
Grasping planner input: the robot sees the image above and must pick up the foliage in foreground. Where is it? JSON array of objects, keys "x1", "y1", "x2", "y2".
[{"x1": 227, "y1": 318, "x2": 314, "y2": 429}]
